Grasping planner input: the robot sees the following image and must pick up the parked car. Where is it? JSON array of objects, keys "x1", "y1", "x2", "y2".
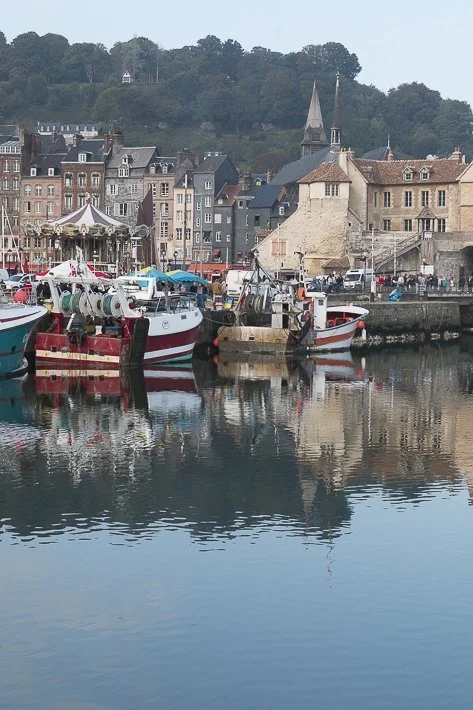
[{"x1": 3, "y1": 273, "x2": 35, "y2": 292}]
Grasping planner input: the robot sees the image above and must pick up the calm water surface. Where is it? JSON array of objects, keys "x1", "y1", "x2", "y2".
[{"x1": 2, "y1": 343, "x2": 473, "y2": 709}]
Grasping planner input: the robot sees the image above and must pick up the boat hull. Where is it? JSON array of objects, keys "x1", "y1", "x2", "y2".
[
  {"x1": 0, "y1": 304, "x2": 47, "y2": 377},
  {"x1": 35, "y1": 332, "x2": 132, "y2": 369},
  {"x1": 144, "y1": 308, "x2": 203, "y2": 364}
]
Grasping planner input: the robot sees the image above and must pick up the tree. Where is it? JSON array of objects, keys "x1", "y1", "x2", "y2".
[
  {"x1": 302, "y1": 42, "x2": 361, "y2": 80},
  {"x1": 261, "y1": 68, "x2": 300, "y2": 127},
  {"x1": 434, "y1": 99, "x2": 473, "y2": 155},
  {"x1": 62, "y1": 43, "x2": 112, "y2": 83},
  {"x1": 40, "y1": 33, "x2": 69, "y2": 83},
  {"x1": 110, "y1": 37, "x2": 158, "y2": 82}
]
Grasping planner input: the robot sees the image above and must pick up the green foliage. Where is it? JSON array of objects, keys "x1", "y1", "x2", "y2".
[{"x1": 1, "y1": 31, "x2": 472, "y2": 166}]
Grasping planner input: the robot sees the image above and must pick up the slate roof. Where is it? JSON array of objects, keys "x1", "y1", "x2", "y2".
[
  {"x1": 195, "y1": 154, "x2": 227, "y2": 173},
  {"x1": 216, "y1": 183, "x2": 241, "y2": 206},
  {"x1": 354, "y1": 158, "x2": 466, "y2": 185},
  {"x1": 271, "y1": 147, "x2": 336, "y2": 185},
  {"x1": 29, "y1": 152, "x2": 67, "y2": 175},
  {"x1": 361, "y1": 146, "x2": 391, "y2": 160},
  {"x1": 250, "y1": 184, "x2": 284, "y2": 209},
  {"x1": 63, "y1": 139, "x2": 106, "y2": 163},
  {"x1": 299, "y1": 162, "x2": 350, "y2": 184},
  {"x1": 107, "y1": 146, "x2": 157, "y2": 169}
]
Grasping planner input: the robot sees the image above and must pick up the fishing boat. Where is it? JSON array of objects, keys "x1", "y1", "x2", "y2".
[
  {"x1": 0, "y1": 301, "x2": 48, "y2": 378},
  {"x1": 217, "y1": 278, "x2": 369, "y2": 356}
]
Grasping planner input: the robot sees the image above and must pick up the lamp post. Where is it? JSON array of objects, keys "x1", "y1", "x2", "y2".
[
  {"x1": 362, "y1": 251, "x2": 367, "y2": 291},
  {"x1": 174, "y1": 250, "x2": 178, "y2": 269},
  {"x1": 160, "y1": 248, "x2": 166, "y2": 273}
]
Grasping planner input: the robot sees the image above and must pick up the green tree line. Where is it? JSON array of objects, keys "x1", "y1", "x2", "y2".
[{"x1": 0, "y1": 31, "x2": 472, "y2": 169}]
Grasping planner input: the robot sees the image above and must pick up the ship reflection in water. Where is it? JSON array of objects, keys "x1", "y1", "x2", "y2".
[
  {"x1": 4, "y1": 345, "x2": 473, "y2": 708},
  {"x1": 1, "y1": 346, "x2": 472, "y2": 542}
]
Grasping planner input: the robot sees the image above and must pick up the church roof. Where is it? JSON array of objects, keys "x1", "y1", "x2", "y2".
[
  {"x1": 271, "y1": 147, "x2": 336, "y2": 186},
  {"x1": 354, "y1": 158, "x2": 466, "y2": 185},
  {"x1": 361, "y1": 146, "x2": 391, "y2": 161},
  {"x1": 299, "y1": 162, "x2": 350, "y2": 184},
  {"x1": 301, "y1": 81, "x2": 327, "y2": 150}
]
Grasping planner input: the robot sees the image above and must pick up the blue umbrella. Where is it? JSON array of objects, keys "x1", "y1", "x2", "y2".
[{"x1": 168, "y1": 270, "x2": 208, "y2": 286}]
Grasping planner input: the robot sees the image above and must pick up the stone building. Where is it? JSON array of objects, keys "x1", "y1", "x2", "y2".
[{"x1": 61, "y1": 137, "x2": 108, "y2": 215}]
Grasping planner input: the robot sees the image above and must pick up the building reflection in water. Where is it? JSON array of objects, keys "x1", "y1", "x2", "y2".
[{"x1": 1, "y1": 342, "x2": 473, "y2": 542}]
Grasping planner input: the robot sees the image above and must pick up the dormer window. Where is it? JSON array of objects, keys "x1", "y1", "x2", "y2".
[
  {"x1": 48, "y1": 167, "x2": 55, "y2": 176},
  {"x1": 149, "y1": 165, "x2": 156, "y2": 174},
  {"x1": 403, "y1": 169, "x2": 413, "y2": 181},
  {"x1": 118, "y1": 166, "x2": 129, "y2": 177},
  {"x1": 78, "y1": 152, "x2": 87, "y2": 163},
  {"x1": 420, "y1": 168, "x2": 430, "y2": 181},
  {"x1": 162, "y1": 163, "x2": 168, "y2": 174},
  {"x1": 30, "y1": 167, "x2": 37, "y2": 176}
]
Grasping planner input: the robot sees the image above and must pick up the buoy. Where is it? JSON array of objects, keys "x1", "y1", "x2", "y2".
[
  {"x1": 357, "y1": 320, "x2": 365, "y2": 329},
  {"x1": 213, "y1": 337, "x2": 219, "y2": 348}
]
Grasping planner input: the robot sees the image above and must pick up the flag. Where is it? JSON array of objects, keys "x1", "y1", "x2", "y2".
[{"x1": 137, "y1": 187, "x2": 154, "y2": 228}]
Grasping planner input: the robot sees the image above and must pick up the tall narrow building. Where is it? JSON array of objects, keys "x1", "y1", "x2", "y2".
[
  {"x1": 330, "y1": 72, "x2": 341, "y2": 151},
  {"x1": 300, "y1": 81, "x2": 328, "y2": 158}
]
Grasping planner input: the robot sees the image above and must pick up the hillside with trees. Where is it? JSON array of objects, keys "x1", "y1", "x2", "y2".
[{"x1": 1, "y1": 31, "x2": 472, "y2": 170}]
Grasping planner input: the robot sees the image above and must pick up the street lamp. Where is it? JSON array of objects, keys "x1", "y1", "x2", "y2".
[
  {"x1": 160, "y1": 248, "x2": 166, "y2": 272},
  {"x1": 173, "y1": 250, "x2": 178, "y2": 269},
  {"x1": 362, "y1": 251, "x2": 367, "y2": 291}
]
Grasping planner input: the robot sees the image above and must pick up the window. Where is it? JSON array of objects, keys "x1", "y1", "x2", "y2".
[
  {"x1": 271, "y1": 240, "x2": 287, "y2": 256},
  {"x1": 162, "y1": 163, "x2": 168, "y2": 174},
  {"x1": 64, "y1": 194, "x2": 72, "y2": 209},
  {"x1": 383, "y1": 191, "x2": 391, "y2": 208},
  {"x1": 186, "y1": 194, "x2": 192, "y2": 204},
  {"x1": 130, "y1": 184, "x2": 138, "y2": 194},
  {"x1": 185, "y1": 228, "x2": 191, "y2": 241},
  {"x1": 34, "y1": 201, "x2": 41, "y2": 214},
  {"x1": 421, "y1": 190, "x2": 429, "y2": 207},
  {"x1": 35, "y1": 184, "x2": 42, "y2": 196},
  {"x1": 30, "y1": 167, "x2": 36, "y2": 176},
  {"x1": 47, "y1": 185, "x2": 54, "y2": 196},
  {"x1": 78, "y1": 152, "x2": 87, "y2": 163},
  {"x1": 92, "y1": 194, "x2": 100, "y2": 207},
  {"x1": 176, "y1": 227, "x2": 183, "y2": 240},
  {"x1": 437, "y1": 218, "x2": 446, "y2": 232},
  {"x1": 196, "y1": 200, "x2": 201, "y2": 211},
  {"x1": 245, "y1": 214, "x2": 249, "y2": 226},
  {"x1": 226, "y1": 234, "x2": 231, "y2": 243},
  {"x1": 3, "y1": 160, "x2": 8, "y2": 173},
  {"x1": 48, "y1": 168, "x2": 55, "y2": 176},
  {"x1": 13, "y1": 197, "x2": 19, "y2": 212},
  {"x1": 12, "y1": 177, "x2": 19, "y2": 190},
  {"x1": 373, "y1": 192, "x2": 378, "y2": 208},
  {"x1": 24, "y1": 237, "x2": 30, "y2": 248},
  {"x1": 324, "y1": 183, "x2": 339, "y2": 197},
  {"x1": 119, "y1": 203, "x2": 128, "y2": 216},
  {"x1": 12, "y1": 216, "x2": 18, "y2": 228},
  {"x1": 420, "y1": 169, "x2": 429, "y2": 181},
  {"x1": 47, "y1": 202, "x2": 54, "y2": 216},
  {"x1": 78, "y1": 194, "x2": 87, "y2": 207},
  {"x1": 34, "y1": 237, "x2": 41, "y2": 248},
  {"x1": 204, "y1": 180, "x2": 212, "y2": 190},
  {"x1": 177, "y1": 194, "x2": 183, "y2": 205},
  {"x1": 195, "y1": 233, "x2": 200, "y2": 243},
  {"x1": 186, "y1": 210, "x2": 191, "y2": 222},
  {"x1": 149, "y1": 183, "x2": 156, "y2": 197},
  {"x1": 204, "y1": 196, "x2": 211, "y2": 207},
  {"x1": 24, "y1": 185, "x2": 32, "y2": 197},
  {"x1": 2, "y1": 197, "x2": 7, "y2": 209},
  {"x1": 65, "y1": 173, "x2": 73, "y2": 188},
  {"x1": 107, "y1": 184, "x2": 117, "y2": 196},
  {"x1": 383, "y1": 219, "x2": 391, "y2": 231},
  {"x1": 161, "y1": 203, "x2": 169, "y2": 217},
  {"x1": 196, "y1": 217, "x2": 201, "y2": 227},
  {"x1": 254, "y1": 215, "x2": 260, "y2": 227},
  {"x1": 160, "y1": 221, "x2": 168, "y2": 238},
  {"x1": 238, "y1": 200, "x2": 244, "y2": 208},
  {"x1": 278, "y1": 206, "x2": 285, "y2": 215},
  {"x1": 215, "y1": 231, "x2": 222, "y2": 242},
  {"x1": 78, "y1": 173, "x2": 86, "y2": 187},
  {"x1": 404, "y1": 219, "x2": 412, "y2": 231},
  {"x1": 118, "y1": 166, "x2": 129, "y2": 178},
  {"x1": 23, "y1": 201, "x2": 31, "y2": 214},
  {"x1": 403, "y1": 170, "x2": 413, "y2": 181},
  {"x1": 2, "y1": 177, "x2": 7, "y2": 190},
  {"x1": 13, "y1": 161, "x2": 19, "y2": 172},
  {"x1": 404, "y1": 191, "x2": 412, "y2": 207},
  {"x1": 204, "y1": 213, "x2": 211, "y2": 223},
  {"x1": 226, "y1": 216, "x2": 231, "y2": 224},
  {"x1": 160, "y1": 183, "x2": 169, "y2": 197},
  {"x1": 214, "y1": 213, "x2": 222, "y2": 224},
  {"x1": 92, "y1": 174, "x2": 100, "y2": 188},
  {"x1": 176, "y1": 210, "x2": 183, "y2": 222},
  {"x1": 438, "y1": 190, "x2": 446, "y2": 207}
]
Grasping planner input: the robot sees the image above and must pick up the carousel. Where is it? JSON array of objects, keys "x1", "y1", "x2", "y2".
[{"x1": 24, "y1": 198, "x2": 151, "y2": 276}]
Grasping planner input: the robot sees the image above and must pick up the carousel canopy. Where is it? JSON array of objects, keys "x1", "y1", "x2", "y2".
[{"x1": 49, "y1": 202, "x2": 125, "y2": 228}]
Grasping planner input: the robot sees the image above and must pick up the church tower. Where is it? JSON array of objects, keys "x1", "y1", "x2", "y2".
[
  {"x1": 330, "y1": 72, "x2": 341, "y2": 151},
  {"x1": 300, "y1": 81, "x2": 328, "y2": 158}
]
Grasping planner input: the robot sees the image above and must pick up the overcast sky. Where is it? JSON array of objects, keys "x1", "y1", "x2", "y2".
[{"x1": 3, "y1": 0, "x2": 472, "y2": 108}]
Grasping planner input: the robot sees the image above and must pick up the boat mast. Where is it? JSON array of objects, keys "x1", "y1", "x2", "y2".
[{"x1": 1, "y1": 204, "x2": 4, "y2": 269}]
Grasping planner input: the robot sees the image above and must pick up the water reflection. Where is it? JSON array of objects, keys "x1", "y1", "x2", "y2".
[{"x1": 1, "y1": 343, "x2": 472, "y2": 544}]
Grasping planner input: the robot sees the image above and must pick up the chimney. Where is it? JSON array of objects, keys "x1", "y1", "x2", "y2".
[
  {"x1": 112, "y1": 131, "x2": 124, "y2": 153},
  {"x1": 242, "y1": 172, "x2": 252, "y2": 190},
  {"x1": 266, "y1": 168, "x2": 273, "y2": 183},
  {"x1": 103, "y1": 133, "x2": 111, "y2": 154},
  {"x1": 346, "y1": 147, "x2": 354, "y2": 159},
  {"x1": 451, "y1": 146, "x2": 463, "y2": 163}
]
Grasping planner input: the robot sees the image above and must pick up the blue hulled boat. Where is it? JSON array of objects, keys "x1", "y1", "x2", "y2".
[{"x1": 0, "y1": 303, "x2": 47, "y2": 378}]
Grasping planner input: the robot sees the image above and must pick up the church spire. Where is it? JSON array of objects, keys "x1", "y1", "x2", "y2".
[
  {"x1": 330, "y1": 71, "x2": 341, "y2": 151},
  {"x1": 300, "y1": 80, "x2": 328, "y2": 158}
]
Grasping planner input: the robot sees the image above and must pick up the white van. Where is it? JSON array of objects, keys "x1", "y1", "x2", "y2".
[
  {"x1": 343, "y1": 268, "x2": 374, "y2": 290},
  {"x1": 225, "y1": 269, "x2": 252, "y2": 299}
]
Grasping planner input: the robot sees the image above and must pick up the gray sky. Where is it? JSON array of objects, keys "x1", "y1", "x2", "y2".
[{"x1": 3, "y1": 0, "x2": 472, "y2": 108}]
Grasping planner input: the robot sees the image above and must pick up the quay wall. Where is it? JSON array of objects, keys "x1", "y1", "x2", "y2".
[{"x1": 360, "y1": 301, "x2": 460, "y2": 335}]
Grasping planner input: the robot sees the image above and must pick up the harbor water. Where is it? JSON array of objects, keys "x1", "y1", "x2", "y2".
[{"x1": 2, "y1": 342, "x2": 473, "y2": 709}]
